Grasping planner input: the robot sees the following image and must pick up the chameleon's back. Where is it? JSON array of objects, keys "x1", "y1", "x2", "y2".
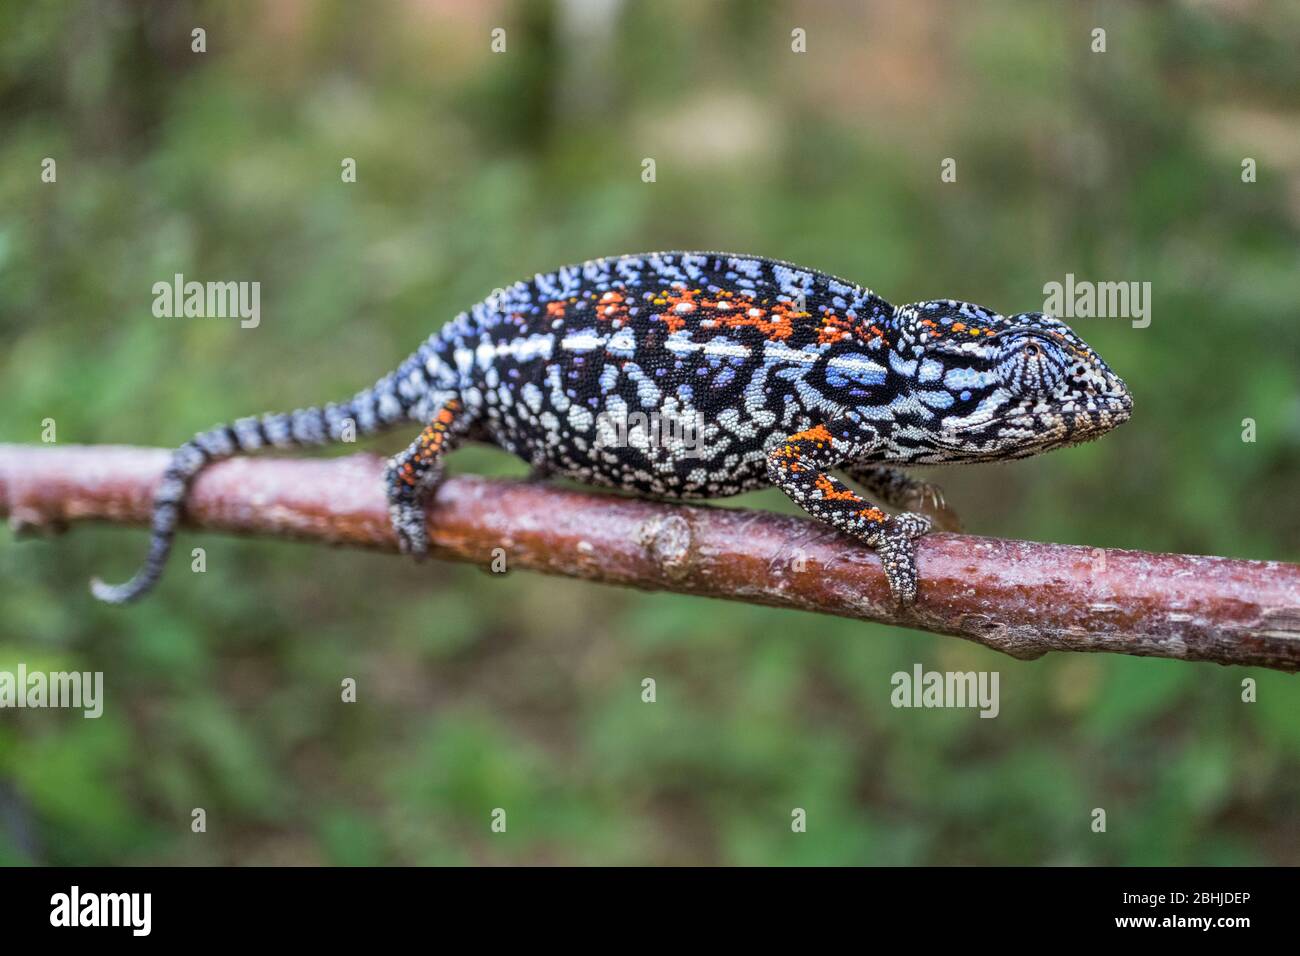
[{"x1": 447, "y1": 251, "x2": 897, "y2": 498}]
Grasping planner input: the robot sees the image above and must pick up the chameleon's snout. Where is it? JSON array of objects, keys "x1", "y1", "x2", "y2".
[
  {"x1": 1110, "y1": 380, "x2": 1134, "y2": 420},
  {"x1": 1096, "y1": 362, "x2": 1135, "y2": 424}
]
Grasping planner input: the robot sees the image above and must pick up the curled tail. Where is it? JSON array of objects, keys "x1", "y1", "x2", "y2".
[{"x1": 89, "y1": 349, "x2": 445, "y2": 604}]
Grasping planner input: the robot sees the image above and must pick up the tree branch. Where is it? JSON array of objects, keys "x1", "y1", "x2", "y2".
[{"x1": 2, "y1": 443, "x2": 1298, "y2": 672}]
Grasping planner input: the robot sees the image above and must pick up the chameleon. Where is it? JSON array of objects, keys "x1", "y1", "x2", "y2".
[{"x1": 91, "y1": 251, "x2": 1133, "y2": 606}]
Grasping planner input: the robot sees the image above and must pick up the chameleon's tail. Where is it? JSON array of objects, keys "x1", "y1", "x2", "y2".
[{"x1": 89, "y1": 360, "x2": 436, "y2": 605}]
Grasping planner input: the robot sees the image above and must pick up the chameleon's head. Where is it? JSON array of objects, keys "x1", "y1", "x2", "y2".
[{"x1": 891, "y1": 300, "x2": 1133, "y2": 462}]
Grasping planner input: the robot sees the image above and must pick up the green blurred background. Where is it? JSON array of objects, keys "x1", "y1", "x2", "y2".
[{"x1": 2, "y1": 0, "x2": 1299, "y2": 865}]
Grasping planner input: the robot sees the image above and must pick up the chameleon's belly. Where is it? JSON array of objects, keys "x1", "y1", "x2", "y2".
[{"x1": 501, "y1": 423, "x2": 776, "y2": 498}]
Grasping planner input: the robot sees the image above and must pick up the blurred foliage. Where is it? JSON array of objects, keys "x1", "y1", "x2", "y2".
[{"x1": 2, "y1": 0, "x2": 1299, "y2": 865}]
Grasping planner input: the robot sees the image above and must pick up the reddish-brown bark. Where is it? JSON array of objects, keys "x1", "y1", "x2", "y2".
[{"x1": 3, "y1": 443, "x2": 1298, "y2": 672}]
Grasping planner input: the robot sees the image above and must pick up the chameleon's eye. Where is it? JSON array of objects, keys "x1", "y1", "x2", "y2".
[{"x1": 996, "y1": 334, "x2": 1066, "y2": 394}]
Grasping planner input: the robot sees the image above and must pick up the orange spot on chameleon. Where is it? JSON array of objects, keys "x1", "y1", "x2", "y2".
[
  {"x1": 788, "y1": 423, "x2": 834, "y2": 446},
  {"x1": 814, "y1": 474, "x2": 860, "y2": 502}
]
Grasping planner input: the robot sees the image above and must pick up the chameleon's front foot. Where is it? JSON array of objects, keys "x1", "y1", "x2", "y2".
[
  {"x1": 768, "y1": 421, "x2": 940, "y2": 607},
  {"x1": 867, "y1": 512, "x2": 932, "y2": 606}
]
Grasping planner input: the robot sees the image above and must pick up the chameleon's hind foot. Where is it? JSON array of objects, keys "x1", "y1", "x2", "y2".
[
  {"x1": 869, "y1": 512, "x2": 932, "y2": 607},
  {"x1": 383, "y1": 458, "x2": 430, "y2": 559},
  {"x1": 389, "y1": 501, "x2": 429, "y2": 558},
  {"x1": 384, "y1": 398, "x2": 467, "y2": 561}
]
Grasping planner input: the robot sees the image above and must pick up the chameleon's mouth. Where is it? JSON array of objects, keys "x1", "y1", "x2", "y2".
[
  {"x1": 934, "y1": 394, "x2": 1133, "y2": 454},
  {"x1": 1004, "y1": 395, "x2": 1132, "y2": 436},
  {"x1": 1007, "y1": 393, "x2": 1133, "y2": 428},
  {"x1": 941, "y1": 394, "x2": 1132, "y2": 432}
]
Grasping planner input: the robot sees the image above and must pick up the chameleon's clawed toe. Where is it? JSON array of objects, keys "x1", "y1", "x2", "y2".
[
  {"x1": 865, "y1": 513, "x2": 932, "y2": 606},
  {"x1": 914, "y1": 483, "x2": 944, "y2": 513},
  {"x1": 874, "y1": 531, "x2": 922, "y2": 607},
  {"x1": 390, "y1": 503, "x2": 429, "y2": 559},
  {"x1": 891, "y1": 511, "x2": 932, "y2": 539},
  {"x1": 905, "y1": 483, "x2": 962, "y2": 533}
]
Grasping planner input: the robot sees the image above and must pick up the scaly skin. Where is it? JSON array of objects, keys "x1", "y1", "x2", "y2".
[{"x1": 92, "y1": 251, "x2": 1133, "y2": 606}]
